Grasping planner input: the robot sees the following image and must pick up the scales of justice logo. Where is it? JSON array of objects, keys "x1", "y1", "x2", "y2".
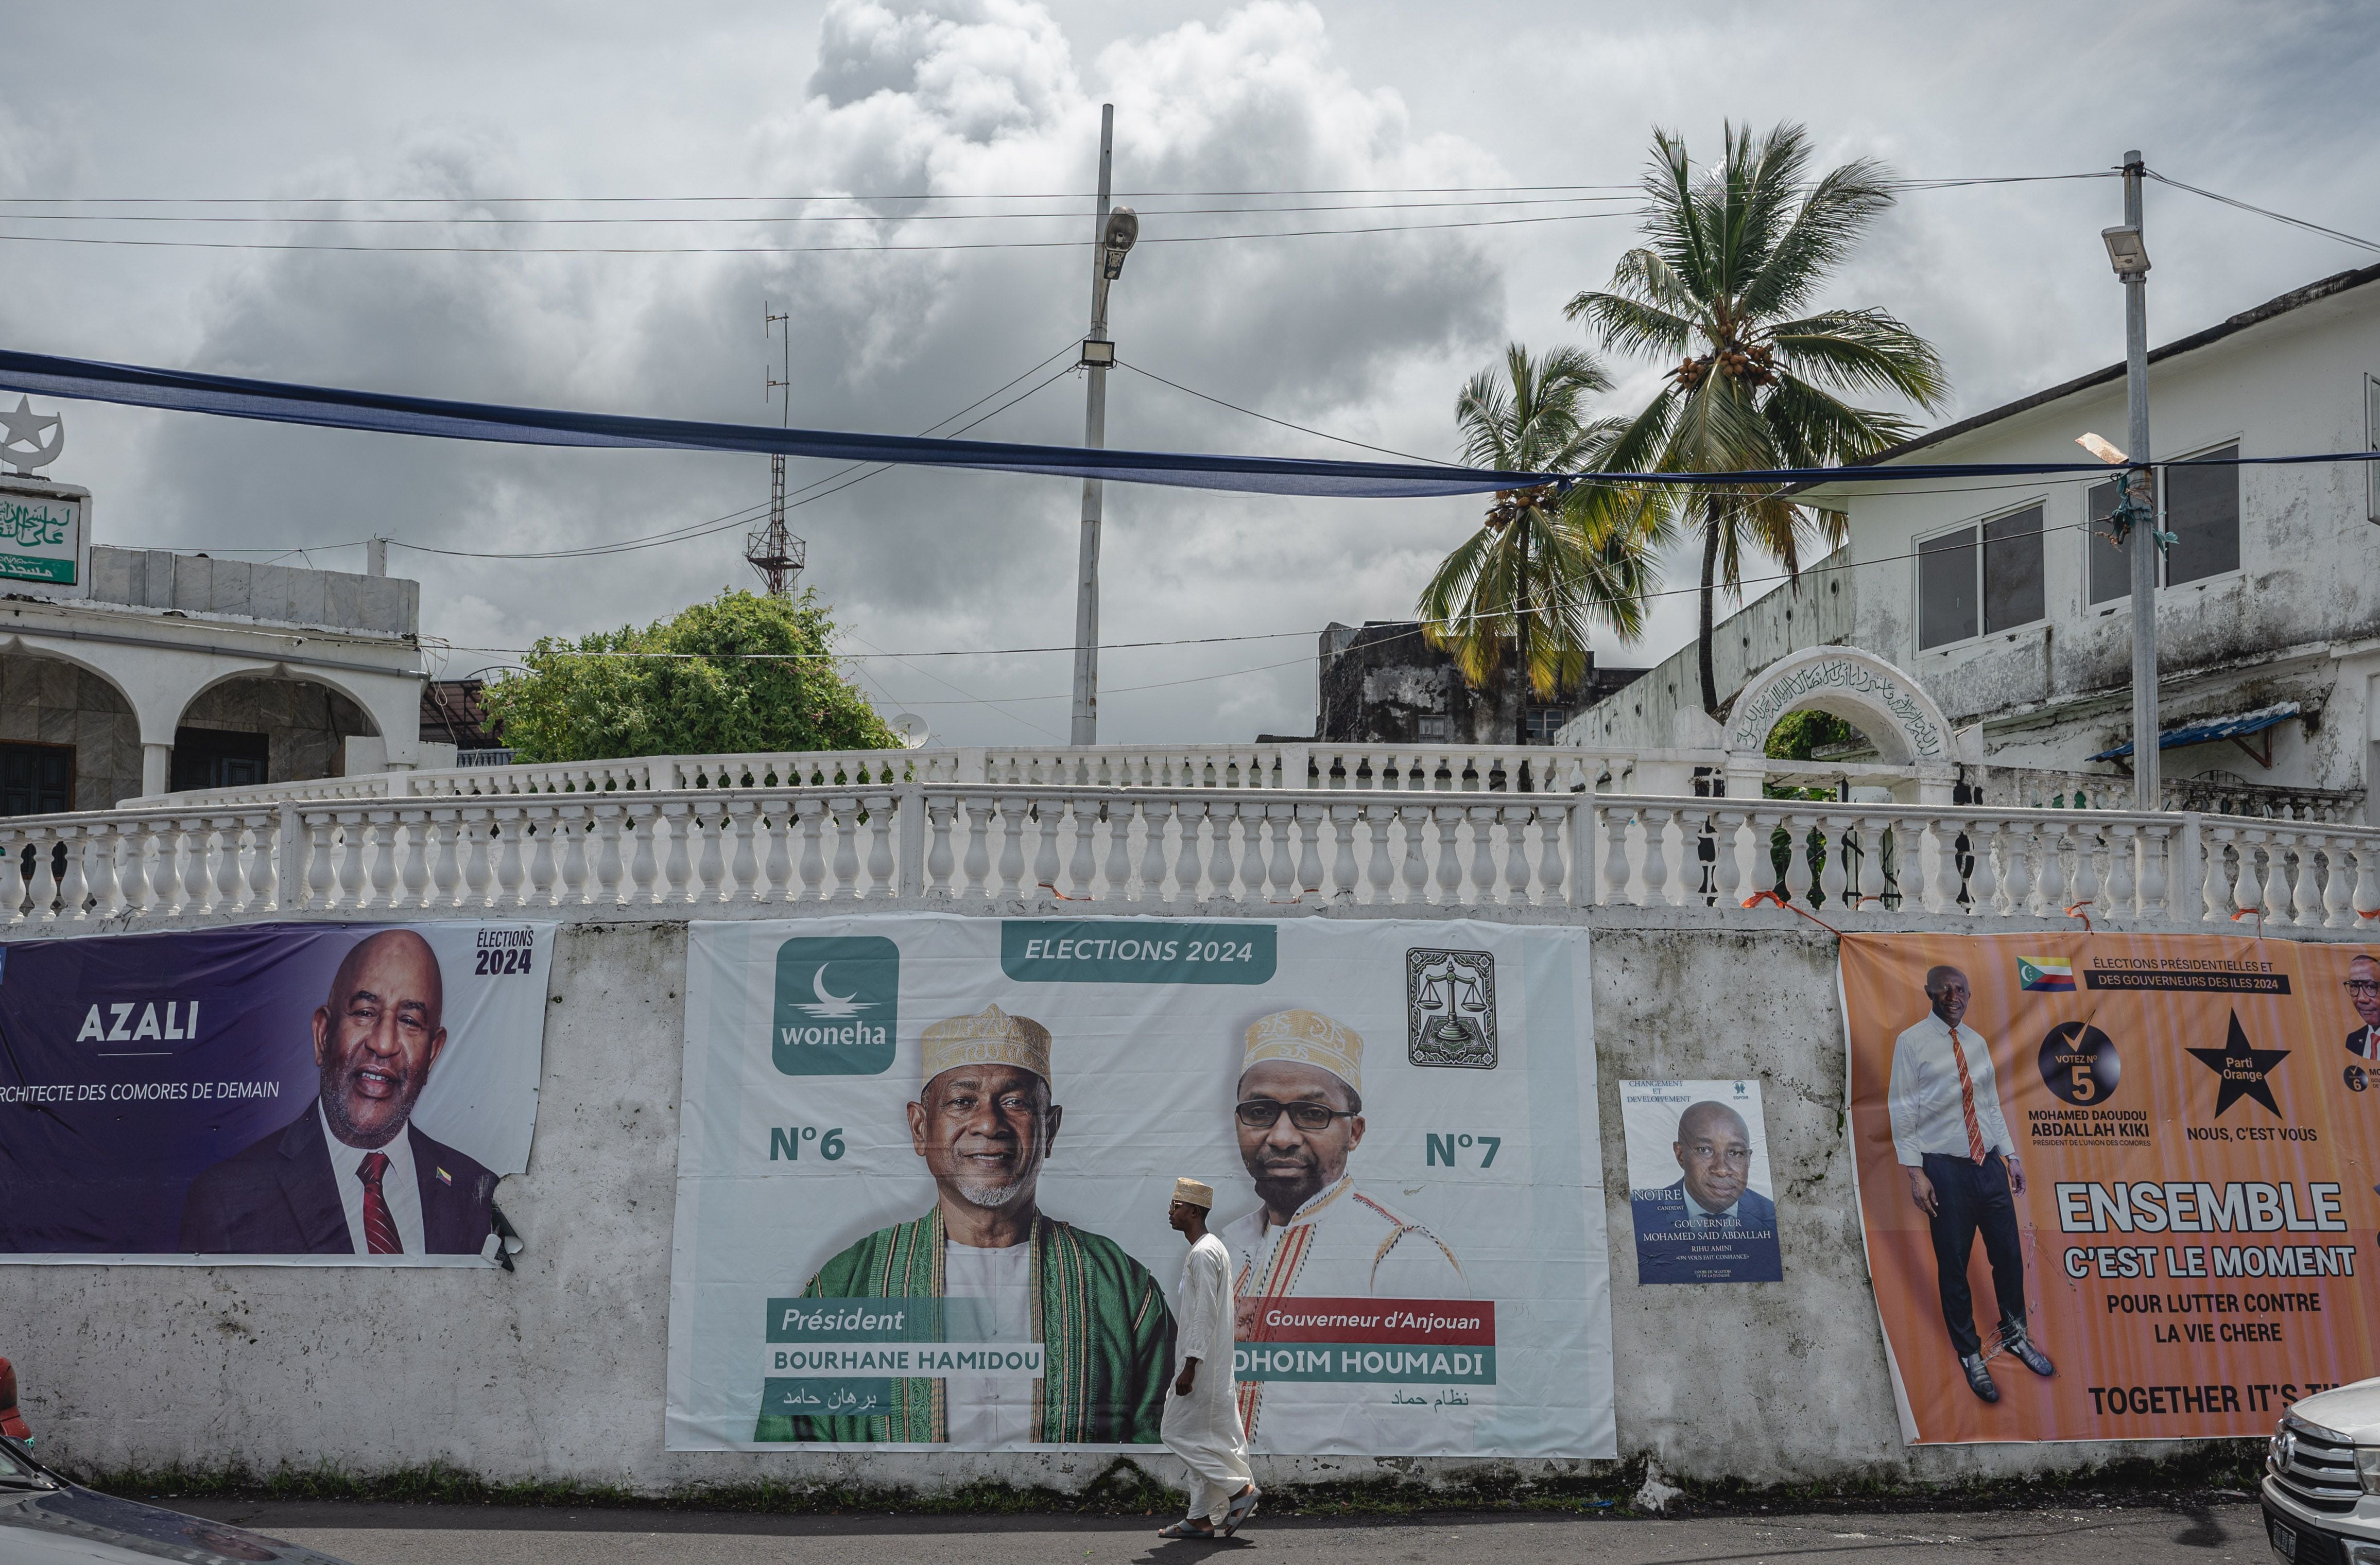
[{"x1": 1404, "y1": 948, "x2": 1498, "y2": 1069}]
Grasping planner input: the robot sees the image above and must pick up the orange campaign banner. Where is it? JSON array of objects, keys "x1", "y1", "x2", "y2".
[{"x1": 1841, "y1": 930, "x2": 2380, "y2": 1444}]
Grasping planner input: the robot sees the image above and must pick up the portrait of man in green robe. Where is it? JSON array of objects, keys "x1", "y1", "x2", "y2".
[{"x1": 755, "y1": 1002, "x2": 1174, "y2": 1446}]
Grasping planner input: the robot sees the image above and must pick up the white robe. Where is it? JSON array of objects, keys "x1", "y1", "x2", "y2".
[
  {"x1": 1161, "y1": 1231, "x2": 1251, "y2": 1522},
  {"x1": 1219, "y1": 1174, "x2": 1474, "y2": 1454}
]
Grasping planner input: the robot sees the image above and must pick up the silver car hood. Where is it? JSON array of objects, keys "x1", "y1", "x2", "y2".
[
  {"x1": 0, "y1": 1483, "x2": 355, "y2": 1564},
  {"x1": 2291, "y1": 1378, "x2": 2380, "y2": 1444}
]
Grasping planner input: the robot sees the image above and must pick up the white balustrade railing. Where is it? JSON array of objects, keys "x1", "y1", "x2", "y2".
[
  {"x1": 9, "y1": 789, "x2": 2380, "y2": 930},
  {"x1": 120, "y1": 741, "x2": 1639, "y2": 811}
]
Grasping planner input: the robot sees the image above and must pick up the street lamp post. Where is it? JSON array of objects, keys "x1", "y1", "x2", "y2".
[
  {"x1": 2105, "y1": 150, "x2": 2158, "y2": 812},
  {"x1": 1070, "y1": 103, "x2": 1137, "y2": 746}
]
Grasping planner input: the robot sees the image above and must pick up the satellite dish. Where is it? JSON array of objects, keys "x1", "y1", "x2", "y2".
[{"x1": 891, "y1": 712, "x2": 930, "y2": 749}]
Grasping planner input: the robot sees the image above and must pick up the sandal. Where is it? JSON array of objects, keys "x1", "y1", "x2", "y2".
[
  {"x1": 1222, "y1": 1485, "x2": 1262, "y2": 1536},
  {"x1": 1155, "y1": 1520, "x2": 1217, "y2": 1539}
]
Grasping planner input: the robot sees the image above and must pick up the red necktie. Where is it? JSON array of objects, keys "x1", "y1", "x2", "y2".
[
  {"x1": 1948, "y1": 1023, "x2": 1987, "y2": 1165},
  {"x1": 357, "y1": 1151, "x2": 403, "y2": 1255}
]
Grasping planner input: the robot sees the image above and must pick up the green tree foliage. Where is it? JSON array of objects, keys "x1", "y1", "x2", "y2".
[
  {"x1": 481, "y1": 589, "x2": 901, "y2": 763},
  {"x1": 1763, "y1": 708, "x2": 1856, "y2": 761},
  {"x1": 1417, "y1": 344, "x2": 1662, "y2": 740},
  {"x1": 1567, "y1": 121, "x2": 1950, "y2": 717}
]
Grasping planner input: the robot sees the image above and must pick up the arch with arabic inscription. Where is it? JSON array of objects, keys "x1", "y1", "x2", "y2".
[{"x1": 1722, "y1": 646, "x2": 1954, "y2": 768}]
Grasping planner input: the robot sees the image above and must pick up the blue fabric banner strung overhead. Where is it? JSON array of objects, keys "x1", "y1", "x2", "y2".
[{"x1": 0, "y1": 348, "x2": 2368, "y2": 501}]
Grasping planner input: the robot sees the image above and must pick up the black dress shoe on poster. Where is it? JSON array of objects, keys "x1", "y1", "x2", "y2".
[
  {"x1": 2003, "y1": 1332, "x2": 2056, "y2": 1378},
  {"x1": 1960, "y1": 1352, "x2": 2000, "y2": 1402}
]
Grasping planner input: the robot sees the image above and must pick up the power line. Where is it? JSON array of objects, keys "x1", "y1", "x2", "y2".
[
  {"x1": 2144, "y1": 169, "x2": 2380, "y2": 256},
  {"x1": 1115, "y1": 360, "x2": 1443, "y2": 464}
]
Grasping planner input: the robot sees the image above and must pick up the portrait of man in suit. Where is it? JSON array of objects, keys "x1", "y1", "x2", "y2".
[
  {"x1": 179, "y1": 928, "x2": 497, "y2": 1257},
  {"x1": 2343, "y1": 954, "x2": 2380, "y2": 1061},
  {"x1": 1654, "y1": 1100, "x2": 1778, "y2": 1233}
]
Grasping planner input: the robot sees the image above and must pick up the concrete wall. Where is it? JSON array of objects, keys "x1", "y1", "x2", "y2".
[
  {"x1": 0, "y1": 911, "x2": 2245, "y2": 1494},
  {"x1": 1558, "y1": 548, "x2": 1855, "y2": 752},
  {"x1": 86, "y1": 547, "x2": 420, "y2": 638}
]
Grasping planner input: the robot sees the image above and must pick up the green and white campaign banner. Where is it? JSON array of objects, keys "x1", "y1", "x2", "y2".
[{"x1": 664, "y1": 914, "x2": 1613, "y2": 1457}]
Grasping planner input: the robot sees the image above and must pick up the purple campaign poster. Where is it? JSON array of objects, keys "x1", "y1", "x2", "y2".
[{"x1": 0, "y1": 921, "x2": 552, "y2": 1265}]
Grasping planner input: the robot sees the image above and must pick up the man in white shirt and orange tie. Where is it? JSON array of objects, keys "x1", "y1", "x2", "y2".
[
  {"x1": 1887, "y1": 964, "x2": 2055, "y2": 1404},
  {"x1": 2342, "y1": 955, "x2": 2380, "y2": 1060}
]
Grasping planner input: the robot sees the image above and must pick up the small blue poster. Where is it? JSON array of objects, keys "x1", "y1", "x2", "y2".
[{"x1": 1621, "y1": 1079, "x2": 1783, "y2": 1284}]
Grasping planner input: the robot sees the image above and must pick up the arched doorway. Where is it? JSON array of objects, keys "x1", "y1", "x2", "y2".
[
  {"x1": 174, "y1": 674, "x2": 381, "y2": 792},
  {"x1": 1724, "y1": 647, "x2": 1958, "y2": 767}
]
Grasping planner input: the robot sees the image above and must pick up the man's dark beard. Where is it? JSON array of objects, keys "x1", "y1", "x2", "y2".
[
  {"x1": 319, "y1": 1058, "x2": 418, "y2": 1150},
  {"x1": 1253, "y1": 1154, "x2": 1328, "y2": 1216}
]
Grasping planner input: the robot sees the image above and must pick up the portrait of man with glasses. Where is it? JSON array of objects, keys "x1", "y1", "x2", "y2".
[
  {"x1": 1214, "y1": 1007, "x2": 1467, "y2": 1453},
  {"x1": 2342, "y1": 955, "x2": 2380, "y2": 1060}
]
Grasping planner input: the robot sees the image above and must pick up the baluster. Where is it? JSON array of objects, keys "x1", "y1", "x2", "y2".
[
  {"x1": 178, "y1": 817, "x2": 211, "y2": 914},
  {"x1": 1101, "y1": 801, "x2": 1131, "y2": 902},
  {"x1": 996, "y1": 797, "x2": 1028, "y2": 901},
  {"x1": 491, "y1": 808, "x2": 525, "y2": 908},
  {"x1": 753, "y1": 799, "x2": 790, "y2": 901},
  {"x1": 2000, "y1": 823, "x2": 2036, "y2": 917},
  {"x1": 305, "y1": 813, "x2": 335, "y2": 909},
  {"x1": 362, "y1": 811, "x2": 397, "y2": 908},
  {"x1": 1859, "y1": 819, "x2": 1890, "y2": 916},
  {"x1": 1711, "y1": 808, "x2": 1745, "y2": 910},
  {"x1": 1499, "y1": 806, "x2": 1530, "y2": 905},
  {"x1": 2355, "y1": 841, "x2": 2380, "y2": 927},
  {"x1": 692, "y1": 801, "x2": 725, "y2": 903},
  {"x1": 2137, "y1": 824, "x2": 2170, "y2": 923},
  {"x1": 1782, "y1": 814, "x2": 1817, "y2": 908},
  {"x1": 1601, "y1": 809, "x2": 1633, "y2": 907},
  {"x1": 0, "y1": 835, "x2": 27, "y2": 924},
  {"x1": 1395, "y1": 804, "x2": 1430, "y2": 905},
  {"x1": 85, "y1": 823, "x2": 124, "y2": 920},
  {"x1": 1240, "y1": 804, "x2": 1270, "y2": 900},
  {"x1": 2202, "y1": 825, "x2": 2235, "y2": 922},
  {"x1": 1352, "y1": 803, "x2": 1386, "y2": 905},
  {"x1": 2036, "y1": 822, "x2": 2069, "y2": 914},
  {"x1": 49, "y1": 826, "x2": 87, "y2": 921},
  {"x1": 865, "y1": 792, "x2": 896, "y2": 899},
  {"x1": 461, "y1": 813, "x2": 496, "y2": 909},
  {"x1": 548, "y1": 806, "x2": 584, "y2": 906},
  {"x1": 2295, "y1": 834, "x2": 2324, "y2": 928},
  {"x1": 209, "y1": 819, "x2": 242, "y2": 913},
  {"x1": 1540, "y1": 803, "x2": 1570, "y2": 906},
  {"x1": 1263, "y1": 805, "x2": 1294, "y2": 900},
  {"x1": 1134, "y1": 800, "x2": 1170, "y2": 902},
  {"x1": 590, "y1": 804, "x2": 625, "y2": 906},
  {"x1": 430, "y1": 810, "x2": 462, "y2": 908},
  {"x1": 1457, "y1": 806, "x2": 1493, "y2": 906},
  {"x1": 394, "y1": 811, "x2": 429, "y2": 909},
  {"x1": 2234, "y1": 829, "x2": 2267, "y2": 922},
  {"x1": 621, "y1": 807, "x2": 656, "y2": 906},
  {"x1": 715, "y1": 799, "x2": 750, "y2": 903},
  {"x1": 2324, "y1": 838, "x2": 2356, "y2": 929},
  {"x1": 1171, "y1": 802, "x2": 1205, "y2": 900},
  {"x1": 330, "y1": 813, "x2": 366, "y2": 910},
  {"x1": 1033, "y1": 799, "x2": 1064, "y2": 901},
  {"x1": 2098, "y1": 823, "x2": 2132, "y2": 919},
  {"x1": 957, "y1": 796, "x2": 991, "y2": 899},
  {"x1": 1431, "y1": 806, "x2": 1464, "y2": 906},
  {"x1": 923, "y1": 796, "x2": 957, "y2": 897},
  {"x1": 1207, "y1": 801, "x2": 1240, "y2": 900},
  {"x1": 1962, "y1": 820, "x2": 1997, "y2": 916},
  {"x1": 1640, "y1": 807, "x2": 1674, "y2": 908},
  {"x1": 790, "y1": 797, "x2": 825, "y2": 902},
  {"x1": 1815, "y1": 814, "x2": 1849, "y2": 914},
  {"x1": 651, "y1": 802, "x2": 688, "y2": 905}
]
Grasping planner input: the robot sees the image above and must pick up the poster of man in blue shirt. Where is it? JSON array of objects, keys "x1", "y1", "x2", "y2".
[{"x1": 1622, "y1": 1080, "x2": 1783, "y2": 1284}]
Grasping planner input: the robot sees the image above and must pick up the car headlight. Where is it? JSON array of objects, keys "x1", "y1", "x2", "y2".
[{"x1": 2358, "y1": 1446, "x2": 2380, "y2": 1495}]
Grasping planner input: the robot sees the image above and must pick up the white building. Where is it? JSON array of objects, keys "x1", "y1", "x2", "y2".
[
  {"x1": 0, "y1": 464, "x2": 437, "y2": 815},
  {"x1": 1565, "y1": 260, "x2": 2380, "y2": 820}
]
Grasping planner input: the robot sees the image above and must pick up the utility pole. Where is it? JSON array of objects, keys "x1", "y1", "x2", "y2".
[
  {"x1": 1069, "y1": 106, "x2": 1136, "y2": 746},
  {"x1": 747, "y1": 300, "x2": 805, "y2": 597},
  {"x1": 2108, "y1": 152, "x2": 2159, "y2": 811}
]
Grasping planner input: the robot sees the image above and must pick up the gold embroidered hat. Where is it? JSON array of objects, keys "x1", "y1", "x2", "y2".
[
  {"x1": 1242, "y1": 1008, "x2": 1363, "y2": 1094},
  {"x1": 1172, "y1": 1177, "x2": 1215, "y2": 1209},
  {"x1": 921, "y1": 1003, "x2": 1052, "y2": 1085}
]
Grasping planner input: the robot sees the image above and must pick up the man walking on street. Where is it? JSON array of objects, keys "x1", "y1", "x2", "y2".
[
  {"x1": 1159, "y1": 1179, "x2": 1258, "y2": 1540},
  {"x1": 1887, "y1": 965, "x2": 2056, "y2": 1404}
]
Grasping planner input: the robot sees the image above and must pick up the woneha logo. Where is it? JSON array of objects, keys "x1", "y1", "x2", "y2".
[{"x1": 772, "y1": 937, "x2": 898, "y2": 1076}]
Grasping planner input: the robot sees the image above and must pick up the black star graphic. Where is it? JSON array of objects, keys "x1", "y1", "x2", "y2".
[{"x1": 2187, "y1": 1010, "x2": 2290, "y2": 1118}]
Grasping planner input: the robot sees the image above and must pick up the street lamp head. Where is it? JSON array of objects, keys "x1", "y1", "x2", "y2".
[
  {"x1": 1101, "y1": 206, "x2": 1139, "y2": 280},
  {"x1": 2102, "y1": 224, "x2": 2150, "y2": 279}
]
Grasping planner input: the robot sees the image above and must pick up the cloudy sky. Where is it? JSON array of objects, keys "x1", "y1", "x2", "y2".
[{"x1": 6, "y1": 1, "x2": 2377, "y2": 745}]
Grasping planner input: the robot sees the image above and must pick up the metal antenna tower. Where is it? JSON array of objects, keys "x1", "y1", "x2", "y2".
[{"x1": 746, "y1": 299, "x2": 805, "y2": 597}]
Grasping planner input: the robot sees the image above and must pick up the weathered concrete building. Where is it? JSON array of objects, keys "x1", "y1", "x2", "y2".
[
  {"x1": 1564, "y1": 261, "x2": 2380, "y2": 818},
  {"x1": 0, "y1": 467, "x2": 439, "y2": 813},
  {"x1": 1319, "y1": 620, "x2": 1642, "y2": 745}
]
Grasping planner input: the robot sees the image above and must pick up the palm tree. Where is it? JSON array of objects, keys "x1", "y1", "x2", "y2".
[
  {"x1": 1417, "y1": 344, "x2": 1659, "y2": 744},
  {"x1": 1567, "y1": 121, "x2": 1949, "y2": 718}
]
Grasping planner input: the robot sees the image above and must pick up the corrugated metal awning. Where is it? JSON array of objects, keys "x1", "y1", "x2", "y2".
[{"x1": 2088, "y1": 701, "x2": 2301, "y2": 762}]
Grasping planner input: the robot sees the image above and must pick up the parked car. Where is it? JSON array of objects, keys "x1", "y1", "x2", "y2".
[
  {"x1": 2265, "y1": 1380, "x2": 2380, "y2": 1564},
  {"x1": 0, "y1": 1436, "x2": 355, "y2": 1564}
]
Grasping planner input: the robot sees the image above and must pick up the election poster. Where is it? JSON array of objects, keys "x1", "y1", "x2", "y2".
[
  {"x1": 0, "y1": 921, "x2": 553, "y2": 1264},
  {"x1": 1621, "y1": 1079, "x2": 1782, "y2": 1284},
  {"x1": 1842, "y1": 930, "x2": 2380, "y2": 1444},
  {"x1": 665, "y1": 914, "x2": 1612, "y2": 1457}
]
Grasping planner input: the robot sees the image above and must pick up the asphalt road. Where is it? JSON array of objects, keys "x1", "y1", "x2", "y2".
[{"x1": 180, "y1": 1499, "x2": 2268, "y2": 1565}]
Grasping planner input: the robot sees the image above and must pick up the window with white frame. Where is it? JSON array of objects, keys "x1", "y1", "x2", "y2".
[
  {"x1": 1917, "y1": 502, "x2": 2045, "y2": 651},
  {"x1": 2086, "y1": 442, "x2": 2238, "y2": 602}
]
